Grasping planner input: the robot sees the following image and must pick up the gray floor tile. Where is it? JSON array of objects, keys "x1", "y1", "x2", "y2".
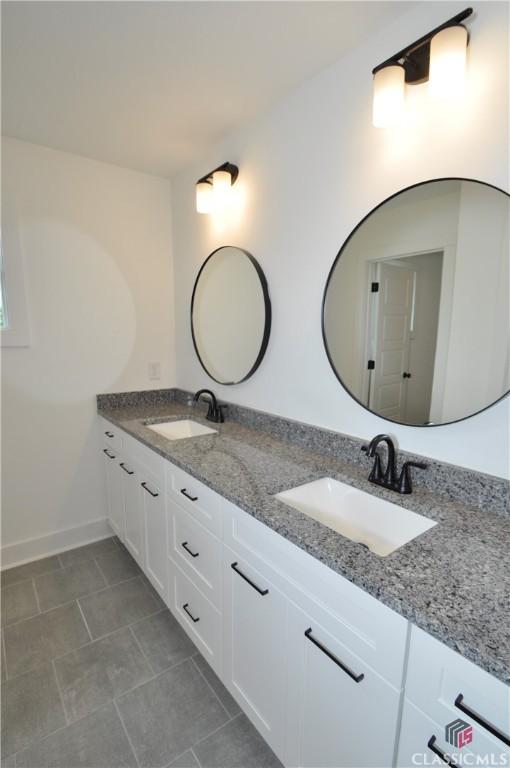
[
  {"x1": 1, "y1": 634, "x2": 7, "y2": 681},
  {"x1": 1, "y1": 581, "x2": 39, "y2": 628},
  {"x1": 140, "y1": 574, "x2": 167, "y2": 611},
  {"x1": 95, "y1": 547, "x2": 141, "y2": 586},
  {"x1": 34, "y1": 560, "x2": 106, "y2": 612},
  {"x1": 193, "y1": 653, "x2": 241, "y2": 718},
  {"x1": 4, "y1": 601, "x2": 90, "y2": 678},
  {"x1": 1, "y1": 663, "x2": 66, "y2": 757},
  {"x1": 1, "y1": 755, "x2": 16, "y2": 767},
  {"x1": 131, "y1": 610, "x2": 195, "y2": 673},
  {"x1": 16, "y1": 702, "x2": 137, "y2": 768},
  {"x1": 58, "y1": 536, "x2": 119, "y2": 568},
  {"x1": 117, "y1": 659, "x2": 229, "y2": 768},
  {"x1": 194, "y1": 714, "x2": 283, "y2": 768},
  {"x1": 167, "y1": 750, "x2": 200, "y2": 768},
  {"x1": 79, "y1": 577, "x2": 160, "y2": 639},
  {"x1": 1, "y1": 556, "x2": 61, "y2": 589},
  {"x1": 54, "y1": 626, "x2": 153, "y2": 722}
]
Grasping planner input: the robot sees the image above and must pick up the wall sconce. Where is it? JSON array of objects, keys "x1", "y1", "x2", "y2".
[
  {"x1": 195, "y1": 162, "x2": 239, "y2": 214},
  {"x1": 372, "y1": 7, "x2": 472, "y2": 127}
]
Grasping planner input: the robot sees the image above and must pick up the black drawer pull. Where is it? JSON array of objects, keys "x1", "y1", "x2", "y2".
[
  {"x1": 120, "y1": 463, "x2": 134, "y2": 475},
  {"x1": 103, "y1": 448, "x2": 115, "y2": 459},
  {"x1": 231, "y1": 562, "x2": 268, "y2": 596},
  {"x1": 105, "y1": 431, "x2": 114, "y2": 438},
  {"x1": 180, "y1": 488, "x2": 198, "y2": 502},
  {"x1": 304, "y1": 628, "x2": 364, "y2": 683},
  {"x1": 182, "y1": 603, "x2": 200, "y2": 623},
  {"x1": 141, "y1": 482, "x2": 159, "y2": 498},
  {"x1": 455, "y1": 693, "x2": 510, "y2": 746},
  {"x1": 181, "y1": 541, "x2": 199, "y2": 558},
  {"x1": 427, "y1": 736, "x2": 457, "y2": 766}
]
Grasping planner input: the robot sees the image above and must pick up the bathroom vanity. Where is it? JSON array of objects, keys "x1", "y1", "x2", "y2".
[{"x1": 97, "y1": 393, "x2": 510, "y2": 768}]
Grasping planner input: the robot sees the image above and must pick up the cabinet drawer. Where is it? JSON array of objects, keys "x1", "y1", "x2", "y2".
[
  {"x1": 122, "y1": 430, "x2": 166, "y2": 479},
  {"x1": 169, "y1": 562, "x2": 222, "y2": 676},
  {"x1": 397, "y1": 697, "x2": 509, "y2": 768},
  {"x1": 223, "y1": 497, "x2": 408, "y2": 689},
  {"x1": 406, "y1": 627, "x2": 510, "y2": 750},
  {"x1": 98, "y1": 416, "x2": 123, "y2": 451},
  {"x1": 167, "y1": 498, "x2": 222, "y2": 609},
  {"x1": 166, "y1": 463, "x2": 222, "y2": 537}
]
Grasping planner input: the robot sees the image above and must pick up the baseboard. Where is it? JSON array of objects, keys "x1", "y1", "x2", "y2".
[{"x1": 1, "y1": 518, "x2": 112, "y2": 570}]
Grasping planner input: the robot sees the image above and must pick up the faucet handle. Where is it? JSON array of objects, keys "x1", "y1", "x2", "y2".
[
  {"x1": 218, "y1": 404, "x2": 229, "y2": 423},
  {"x1": 397, "y1": 461, "x2": 427, "y2": 494}
]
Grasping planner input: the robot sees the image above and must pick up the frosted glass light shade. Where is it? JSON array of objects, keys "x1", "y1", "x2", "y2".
[
  {"x1": 429, "y1": 25, "x2": 468, "y2": 99},
  {"x1": 212, "y1": 169, "x2": 232, "y2": 211},
  {"x1": 372, "y1": 64, "x2": 405, "y2": 128},
  {"x1": 196, "y1": 181, "x2": 213, "y2": 214}
]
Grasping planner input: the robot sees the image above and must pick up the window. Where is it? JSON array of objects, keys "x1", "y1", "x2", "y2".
[{"x1": 1, "y1": 199, "x2": 31, "y2": 347}]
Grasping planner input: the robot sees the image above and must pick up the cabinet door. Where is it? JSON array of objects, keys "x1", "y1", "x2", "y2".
[
  {"x1": 285, "y1": 601, "x2": 402, "y2": 768},
  {"x1": 102, "y1": 446, "x2": 124, "y2": 539},
  {"x1": 140, "y1": 467, "x2": 167, "y2": 601},
  {"x1": 222, "y1": 545, "x2": 287, "y2": 761},
  {"x1": 119, "y1": 458, "x2": 144, "y2": 569}
]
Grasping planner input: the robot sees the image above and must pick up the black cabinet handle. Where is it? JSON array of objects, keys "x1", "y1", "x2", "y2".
[
  {"x1": 120, "y1": 463, "x2": 134, "y2": 475},
  {"x1": 402, "y1": 372, "x2": 412, "y2": 379},
  {"x1": 181, "y1": 541, "x2": 199, "y2": 558},
  {"x1": 103, "y1": 448, "x2": 115, "y2": 459},
  {"x1": 105, "y1": 431, "x2": 114, "y2": 438},
  {"x1": 231, "y1": 562, "x2": 268, "y2": 596},
  {"x1": 455, "y1": 694, "x2": 510, "y2": 746},
  {"x1": 141, "y1": 482, "x2": 159, "y2": 498},
  {"x1": 182, "y1": 603, "x2": 200, "y2": 623},
  {"x1": 180, "y1": 488, "x2": 198, "y2": 502},
  {"x1": 427, "y1": 736, "x2": 457, "y2": 766},
  {"x1": 304, "y1": 628, "x2": 364, "y2": 683}
]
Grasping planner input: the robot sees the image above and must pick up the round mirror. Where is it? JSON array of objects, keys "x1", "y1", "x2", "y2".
[
  {"x1": 191, "y1": 246, "x2": 271, "y2": 384},
  {"x1": 323, "y1": 179, "x2": 509, "y2": 426}
]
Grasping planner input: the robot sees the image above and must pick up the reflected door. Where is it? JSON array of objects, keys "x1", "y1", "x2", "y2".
[{"x1": 370, "y1": 263, "x2": 414, "y2": 421}]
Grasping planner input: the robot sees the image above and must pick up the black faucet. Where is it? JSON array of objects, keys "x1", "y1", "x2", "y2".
[
  {"x1": 192, "y1": 389, "x2": 227, "y2": 423},
  {"x1": 362, "y1": 434, "x2": 427, "y2": 494}
]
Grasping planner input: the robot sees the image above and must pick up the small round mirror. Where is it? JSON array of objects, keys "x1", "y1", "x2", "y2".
[
  {"x1": 191, "y1": 246, "x2": 271, "y2": 384},
  {"x1": 323, "y1": 179, "x2": 509, "y2": 426}
]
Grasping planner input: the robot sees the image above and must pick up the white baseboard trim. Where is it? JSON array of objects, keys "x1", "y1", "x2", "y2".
[{"x1": 1, "y1": 518, "x2": 113, "y2": 570}]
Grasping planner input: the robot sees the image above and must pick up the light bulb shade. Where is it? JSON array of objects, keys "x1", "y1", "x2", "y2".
[
  {"x1": 196, "y1": 181, "x2": 213, "y2": 214},
  {"x1": 372, "y1": 64, "x2": 405, "y2": 128},
  {"x1": 429, "y1": 25, "x2": 468, "y2": 99},
  {"x1": 212, "y1": 169, "x2": 232, "y2": 210}
]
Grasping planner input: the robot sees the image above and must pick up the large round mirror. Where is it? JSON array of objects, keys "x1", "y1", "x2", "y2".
[
  {"x1": 323, "y1": 179, "x2": 509, "y2": 426},
  {"x1": 191, "y1": 246, "x2": 271, "y2": 384}
]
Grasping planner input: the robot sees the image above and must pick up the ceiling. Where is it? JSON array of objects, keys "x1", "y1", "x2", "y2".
[{"x1": 2, "y1": 1, "x2": 416, "y2": 178}]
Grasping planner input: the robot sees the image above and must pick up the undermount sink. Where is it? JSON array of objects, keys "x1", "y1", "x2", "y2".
[
  {"x1": 145, "y1": 419, "x2": 217, "y2": 440},
  {"x1": 275, "y1": 477, "x2": 436, "y2": 556}
]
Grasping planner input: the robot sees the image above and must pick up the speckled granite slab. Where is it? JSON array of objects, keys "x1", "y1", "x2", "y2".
[{"x1": 97, "y1": 389, "x2": 510, "y2": 684}]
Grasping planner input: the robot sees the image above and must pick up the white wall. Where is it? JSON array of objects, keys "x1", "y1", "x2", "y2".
[
  {"x1": 1, "y1": 138, "x2": 175, "y2": 564},
  {"x1": 170, "y1": 1, "x2": 509, "y2": 478}
]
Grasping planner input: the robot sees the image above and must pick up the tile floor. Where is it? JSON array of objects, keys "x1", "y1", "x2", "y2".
[{"x1": 1, "y1": 537, "x2": 282, "y2": 768}]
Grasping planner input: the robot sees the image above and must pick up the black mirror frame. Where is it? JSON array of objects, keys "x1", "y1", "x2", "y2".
[
  {"x1": 191, "y1": 245, "x2": 272, "y2": 385},
  {"x1": 322, "y1": 177, "x2": 510, "y2": 428}
]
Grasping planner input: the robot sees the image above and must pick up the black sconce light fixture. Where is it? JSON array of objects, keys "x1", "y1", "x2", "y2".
[
  {"x1": 195, "y1": 162, "x2": 239, "y2": 214},
  {"x1": 372, "y1": 7, "x2": 473, "y2": 127}
]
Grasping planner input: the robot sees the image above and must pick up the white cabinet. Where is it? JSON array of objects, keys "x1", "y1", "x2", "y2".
[
  {"x1": 222, "y1": 544, "x2": 288, "y2": 761},
  {"x1": 119, "y1": 457, "x2": 144, "y2": 568},
  {"x1": 139, "y1": 464, "x2": 167, "y2": 601},
  {"x1": 285, "y1": 600, "x2": 403, "y2": 768},
  {"x1": 102, "y1": 445, "x2": 125, "y2": 539}
]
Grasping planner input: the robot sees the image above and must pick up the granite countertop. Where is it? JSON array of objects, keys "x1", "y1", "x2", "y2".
[{"x1": 98, "y1": 399, "x2": 510, "y2": 685}]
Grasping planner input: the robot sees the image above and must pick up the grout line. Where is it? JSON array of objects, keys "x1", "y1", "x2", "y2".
[
  {"x1": 190, "y1": 656, "x2": 232, "y2": 721},
  {"x1": 91, "y1": 555, "x2": 110, "y2": 589},
  {"x1": 113, "y1": 698, "x2": 141, "y2": 768},
  {"x1": 52, "y1": 658, "x2": 70, "y2": 726},
  {"x1": 128, "y1": 625, "x2": 156, "y2": 676},
  {"x1": 190, "y1": 747, "x2": 202, "y2": 768},
  {"x1": 32, "y1": 578, "x2": 42, "y2": 614},
  {"x1": 2, "y1": 629, "x2": 9, "y2": 681},
  {"x1": 193, "y1": 711, "x2": 243, "y2": 751},
  {"x1": 76, "y1": 599, "x2": 93, "y2": 642}
]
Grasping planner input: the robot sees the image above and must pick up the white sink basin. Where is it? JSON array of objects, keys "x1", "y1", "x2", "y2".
[
  {"x1": 146, "y1": 419, "x2": 217, "y2": 440},
  {"x1": 275, "y1": 477, "x2": 436, "y2": 556}
]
